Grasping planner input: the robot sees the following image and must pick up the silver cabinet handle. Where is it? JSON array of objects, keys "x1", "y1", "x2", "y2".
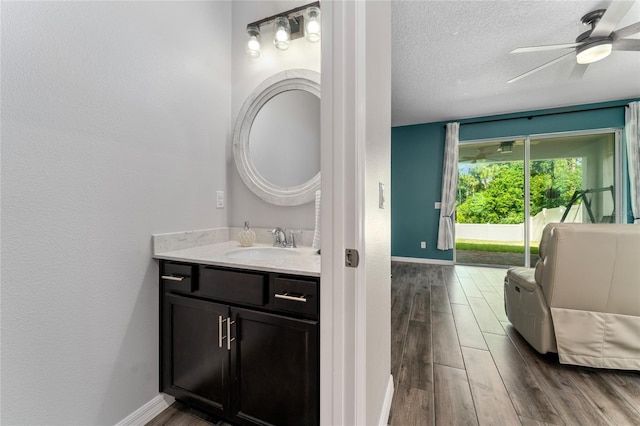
[
  {"x1": 161, "y1": 275, "x2": 185, "y2": 281},
  {"x1": 275, "y1": 293, "x2": 307, "y2": 303},
  {"x1": 218, "y1": 316, "x2": 224, "y2": 348},
  {"x1": 226, "y1": 319, "x2": 235, "y2": 351}
]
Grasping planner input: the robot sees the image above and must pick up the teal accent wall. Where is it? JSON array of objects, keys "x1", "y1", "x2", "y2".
[
  {"x1": 392, "y1": 122, "x2": 450, "y2": 260},
  {"x1": 391, "y1": 98, "x2": 639, "y2": 261}
]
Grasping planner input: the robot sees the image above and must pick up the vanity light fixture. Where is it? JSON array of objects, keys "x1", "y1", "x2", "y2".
[
  {"x1": 245, "y1": 25, "x2": 262, "y2": 58},
  {"x1": 245, "y1": 1, "x2": 320, "y2": 58}
]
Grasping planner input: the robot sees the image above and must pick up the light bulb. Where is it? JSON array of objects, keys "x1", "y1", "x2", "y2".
[
  {"x1": 305, "y1": 6, "x2": 321, "y2": 43},
  {"x1": 245, "y1": 25, "x2": 261, "y2": 58},
  {"x1": 273, "y1": 16, "x2": 291, "y2": 50},
  {"x1": 276, "y1": 28, "x2": 289, "y2": 42},
  {"x1": 307, "y1": 20, "x2": 320, "y2": 35},
  {"x1": 247, "y1": 37, "x2": 260, "y2": 51}
]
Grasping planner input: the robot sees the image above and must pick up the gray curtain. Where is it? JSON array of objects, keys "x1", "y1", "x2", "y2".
[
  {"x1": 437, "y1": 122, "x2": 459, "y2": 250},
  {"x1": 626, "y1": 101, "x2": 639, "y2": 224}
]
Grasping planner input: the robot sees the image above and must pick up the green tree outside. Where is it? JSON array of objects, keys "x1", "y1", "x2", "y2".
[{"x1": 456, "y1": 159, "x2": 582, "y2": 224}]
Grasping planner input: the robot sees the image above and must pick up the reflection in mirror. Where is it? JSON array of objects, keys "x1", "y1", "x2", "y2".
[{"x1": 250, "y1": 90, "x2": 321, "y2": 187}]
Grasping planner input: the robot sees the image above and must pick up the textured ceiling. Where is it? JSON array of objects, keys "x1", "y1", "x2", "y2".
[{"x1": 391, "y1": 0, "x2": 640, "y2": 126}]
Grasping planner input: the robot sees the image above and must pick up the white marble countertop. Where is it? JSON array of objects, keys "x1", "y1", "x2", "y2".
[{"x1": 153, "y1": 240, "x2": 321, "y2": 277}]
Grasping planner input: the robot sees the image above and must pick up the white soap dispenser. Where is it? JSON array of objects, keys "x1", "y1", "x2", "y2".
[{"x1": 238, "y1": 221, "x2": 256, "y2": 247}]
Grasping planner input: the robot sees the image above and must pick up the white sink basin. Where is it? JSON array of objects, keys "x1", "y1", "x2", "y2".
[{"x1": 225, "y1": 247, "x2": 302, "y2": 260}]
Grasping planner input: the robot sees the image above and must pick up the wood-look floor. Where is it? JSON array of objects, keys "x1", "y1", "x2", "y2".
[
  {"x1": 389, "y1": 262, "x2": 640, "y2": 426},
  {"x1": 147, "y1": 262, "x2": 640, "y2": 426},
  {"x1": 146, "y1": 401, "x2": 231, "y2": 426}
]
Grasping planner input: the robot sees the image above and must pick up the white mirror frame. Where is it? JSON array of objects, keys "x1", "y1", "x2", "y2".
[{"x1": 233, "y1": 69, "x2": 321, "y2": 206}]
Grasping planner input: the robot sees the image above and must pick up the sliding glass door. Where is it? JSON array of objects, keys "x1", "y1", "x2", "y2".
[
  {"x1": 528, "y1": 132, "x2": 617, "y2": 246},
  {"x1": 456, "y1": 140, "x2": 527, "y2": 266},
  {"x1": 456, "y1": 130, "x2": 620, "y2": 267}
]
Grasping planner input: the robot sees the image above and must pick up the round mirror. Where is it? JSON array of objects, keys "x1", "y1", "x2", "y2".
[
  {"x1": 233, "y1": 69, "x2": 320, "y2": 206},
  {"x1": 250, "y1": 90, "x2": 320, "y2": 187}
]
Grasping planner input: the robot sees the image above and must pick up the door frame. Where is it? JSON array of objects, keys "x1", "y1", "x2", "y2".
[
  {"x1": 320, "y1": 1, "x2": 392, "y2": 425},
  {"x1": 320, "y1": 1, "x2": 361, "y2": 424}
]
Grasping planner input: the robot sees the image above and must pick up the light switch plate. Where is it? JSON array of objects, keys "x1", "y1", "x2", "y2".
[
  {"x1": 421, "y1": 241, "x2": 426, "y2": 249},
  {"x1": 216, "y1": 191, "x2": 224, "y2": 209},
  {"x1": 435, "y1": 202, "x2": 441, "y2": 209},
  {"x1": 379, "y1": 183, "x2": 385, "y2": 209}
]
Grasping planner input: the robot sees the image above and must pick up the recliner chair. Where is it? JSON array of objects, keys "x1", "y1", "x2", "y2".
[{"x1": 504, "y1": 222, "x2": 640, "y2": 370}]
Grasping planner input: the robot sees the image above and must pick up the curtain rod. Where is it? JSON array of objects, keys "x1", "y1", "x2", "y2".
[{"x1": 443, "y1": 104, "x2": 629, "y2": 128}]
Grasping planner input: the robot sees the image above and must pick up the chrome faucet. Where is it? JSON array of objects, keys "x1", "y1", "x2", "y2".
[
  {"x1": 288, "y1": 230, "x2": 303, "y2": 248},
  {"x1": 271, "y1": 227, "x2": 287, "y2": 247}
]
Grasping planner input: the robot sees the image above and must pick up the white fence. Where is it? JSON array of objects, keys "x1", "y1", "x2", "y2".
[
  {"x1": 455, "y1": 223, "x2": 523, "y2": 242},
  {"x1": 455, "y1": 205, "x2": 583, "y2": 243}
]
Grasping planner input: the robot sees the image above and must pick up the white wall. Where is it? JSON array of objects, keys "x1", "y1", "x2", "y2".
[
  {"x1": 0, "y1": 2, "x2": 231, "y2": 424},
  {"x1": 229, "y1": 1, "x2": 321, "y2": 230}
]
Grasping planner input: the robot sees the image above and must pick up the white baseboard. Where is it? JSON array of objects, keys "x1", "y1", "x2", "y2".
[
  {"x1": 378, "y1": 374, "x2": 394, "y2": 426},
  {"x1": 116, "y1": 393, "x2": 175, "y2": 426},
  {"x1": 392, "y1": 256, "x2": 455, "y2": 265}
]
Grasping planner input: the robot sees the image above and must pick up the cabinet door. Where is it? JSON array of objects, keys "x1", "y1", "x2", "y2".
[
  {"x1": 162, "y1": 293, "x2": 230, "y2": 415},
  {"x1": 230, "y1": 308, "x2": 319, "y2": 426}
]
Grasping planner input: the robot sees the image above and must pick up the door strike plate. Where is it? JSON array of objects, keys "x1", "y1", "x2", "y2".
[{"x1": 345, "y1": 249, "x2": 359, "y2": 268}]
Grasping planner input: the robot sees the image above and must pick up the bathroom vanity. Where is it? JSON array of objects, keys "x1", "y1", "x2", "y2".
[
  {"x1": 155, "y1": 239, "x2": 320, "y2": 426},
  {"x1": 153, "y1": 66, "x2": 323, "y2": 425}
]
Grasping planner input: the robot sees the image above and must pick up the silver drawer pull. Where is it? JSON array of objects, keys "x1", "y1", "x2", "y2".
[
  {"x1": 275, "y1": 293, "x2": 307, "y2": 303},
  {"x1": 161, "y1": 275, "x2": 186, "y2": 282},
  {"x1": 227, "y1": 319, "x2": 235, "y2": 351},
  {"x1": 218, "y1": 316, "x2": 224, "y2": 348}
]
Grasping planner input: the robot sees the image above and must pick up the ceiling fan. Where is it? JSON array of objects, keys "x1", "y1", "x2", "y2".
[
  {"x1": 508, "y1": 0, "x2": 640, "y2": 83},
  {"x1": 462, "y1": 147, "x2": 490, "y2": 163}
]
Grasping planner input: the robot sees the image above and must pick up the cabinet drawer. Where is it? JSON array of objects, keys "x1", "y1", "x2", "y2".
[
  {"x1": 270, "y1": 275, "x2": 318, "y2": 317},
  {"x1": 161, "y1": 262, "x2": 194, "y2": 293},
  {"x1": 200, "y1": 267, "x2": 267, "y2": 306}
]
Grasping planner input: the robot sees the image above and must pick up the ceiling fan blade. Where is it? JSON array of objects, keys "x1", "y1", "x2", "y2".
[
  {"x1": 612, "y1": 21, "x2": 640, "y2": 40},
  {"x1": 613, "y1": 39, "x2": 640, "y2": 51},
  {"x1": 570, "y1": 63, "x2": 589, "y2": 80},
  {"x1": 591, "y1": 0, "x2": 635, "y2": 38},
  {"x1": 507, "y1": 51, "x2": 575, "y2": 83},
  {"x1": 510, "y1": 43, "x2": 579, "y2": 54}
]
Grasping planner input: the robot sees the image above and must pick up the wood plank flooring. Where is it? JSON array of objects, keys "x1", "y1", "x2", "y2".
[
  {"x1": 145, "y1": 401, "x2": 232, "y2": 426},
  {"x1": 147, "y1": 262, "x2": 640, "y2": 426},
  {"x1": 389, "y1": 262, "x2": 640, "y2": 426}
]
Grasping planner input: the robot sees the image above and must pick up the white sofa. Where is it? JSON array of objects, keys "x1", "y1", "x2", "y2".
[{"x1": 504, "y1": 223, "x2": 640, "y2": 370}]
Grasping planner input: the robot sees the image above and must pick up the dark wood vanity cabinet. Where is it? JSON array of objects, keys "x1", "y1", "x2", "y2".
[
  {"x1": 231, "y1": 308, "x2": 318, "y2": 425},
  {"x1": 162, "y1": 294, "x2": 229, "y2": 415},
  {"x1": 159, "y1": 261, "x2": 319, "y2": 426}
]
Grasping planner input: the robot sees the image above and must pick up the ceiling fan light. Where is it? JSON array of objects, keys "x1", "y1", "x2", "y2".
[
  {"x1": 576, "y1": 40, "x2": 613, "y2": 64},
  {"x1": 498, "y1": 141, "x2": 513, "y2": 154}
]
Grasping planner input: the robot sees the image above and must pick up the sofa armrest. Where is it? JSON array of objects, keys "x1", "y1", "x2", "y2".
[
  {"x1": 507, "y1": 267, "x2": 538, "y2": 292},
  {"x1": 504, "y1": 267, "x2": 557, "y2": 354}
]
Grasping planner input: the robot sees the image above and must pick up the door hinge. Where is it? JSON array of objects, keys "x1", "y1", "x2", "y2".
[{"x1": 345, "y1": 248, "x2": 359, "y2": 268}]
